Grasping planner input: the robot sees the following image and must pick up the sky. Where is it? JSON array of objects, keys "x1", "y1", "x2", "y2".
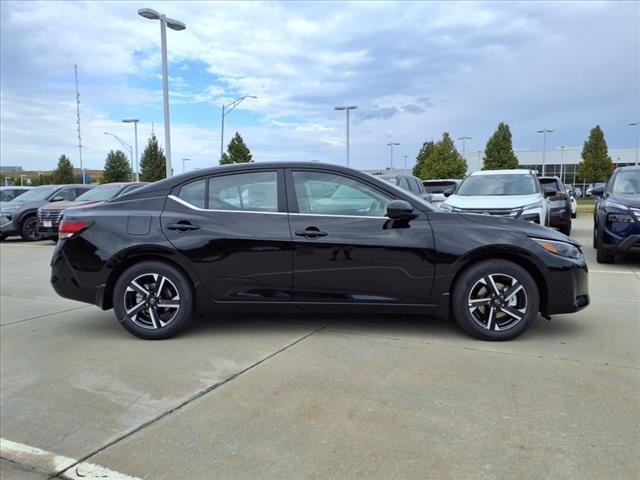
[{"x1": 1, "y1": 0, "x2": 638, "y2": 173}]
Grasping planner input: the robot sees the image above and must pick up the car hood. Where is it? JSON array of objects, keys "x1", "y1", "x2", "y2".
[
  {"x1": 460, "y1": 213, "x2": 578, "y2": 245},
  {"x1": 40, "y1": 200, "x2": 101, "y2": 211},
  {"x1": 444, "y1": 193, "x2": 542, "y2": 209},
  {"x1": 608, "y1": 193, "x2": 640, "y2": 209},
  {"x1": 0, "y1": 200, "x2": 45, "y2": 212}
]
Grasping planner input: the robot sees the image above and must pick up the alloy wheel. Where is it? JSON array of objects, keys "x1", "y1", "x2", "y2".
[
  {"x1": 124, "y1": 273, "x2": 181, "y2": 329},
  {"x1": 467, "y1": 273, "x2": 528, "y2": 331},
  {"x1": 23, "y1": 218, "x2": 41, "y2": 241}
]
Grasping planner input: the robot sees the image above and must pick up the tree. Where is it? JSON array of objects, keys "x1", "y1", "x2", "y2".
[
  {"x1": 139, "y1": 134, "x2": 167, "y2": 182},
  {"x1": 52, "y1": 154, "x2": 74, "y2": 184},
  {"x1": 420, "y1": 132, "x2": 467, "y2": 179},
  {"x1": 577, "y1": 125, "x2": 613, "y2": 183},
  {"x1": 483, "y1": 122, "x2": 519, "y2": 170},
  {"x1": 220, "y1": 132, "x2": 253, "y2": 165},
  {"x1": 102, "y1": 150, "x2": 132, "y2": 183},
  {"x1": 413, "y1": 140, "x2": 435, "y2": 178}
]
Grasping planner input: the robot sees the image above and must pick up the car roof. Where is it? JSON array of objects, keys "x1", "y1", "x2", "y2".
[
  {"x1": 614, "y1": 165, "x2": 640, "y2": 172},
  {"x1": 423, "y1": 178, "x2": 461, "y2": 182},
  {"x1": 469, "y1": 169, "x2": 535, "y2": 176}
]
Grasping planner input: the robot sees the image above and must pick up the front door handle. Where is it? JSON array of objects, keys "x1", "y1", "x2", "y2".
[
  {"x1": 167, "y1": 222, "x2": 200, "y2": 232},
  {"x1": 295, "y1": 227, "x2": 328, "y2": 239}
]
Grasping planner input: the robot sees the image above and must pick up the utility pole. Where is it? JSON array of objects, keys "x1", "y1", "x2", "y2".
[{"x1": 74, "y1": 65, "x2": 85, "y2": 184}]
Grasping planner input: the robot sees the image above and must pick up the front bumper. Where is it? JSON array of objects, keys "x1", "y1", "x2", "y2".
[
  {"x1": 37, "y1": 223, "x2": 60, "y2": 237},
  {"x1": 544, "y1": 258, "x2": 590, "y2": 315},
  {"x1": 0, "y1": 214, "x2": 19, "y2": 235}
]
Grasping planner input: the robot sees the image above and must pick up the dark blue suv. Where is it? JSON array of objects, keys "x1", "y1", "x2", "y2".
[{"x1": 592, "y1": 166, "x2": 640, "y2": 263}]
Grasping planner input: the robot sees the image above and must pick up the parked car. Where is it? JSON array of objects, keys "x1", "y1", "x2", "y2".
[
  {"x1": 538, "y1": 176, "x2": 572, "y2": 235},
  {"x1": 591, "y1": 166, "x2": 640, "y2": 263},
  {"x1": 51, "y1": 162, "x2": 589, "y2": 341},
  {"x1": 440, "y1": 169, "x2": 554, "y2": 226},
  {"x1": 1, "y1": 184, "x2": 93, "y2": 241},
  {"x1": 38, "y1": 182, "x2": 148, "y2": 239},
  {"x1": 422, "y1": 179, "x2": 462, "y2": 206},
  {"x1": 378, "y1": 174, "x2": 431, "y2": 200},
  {"x1": 0, "y1": 186, "x2": 32, "y2": 202}
]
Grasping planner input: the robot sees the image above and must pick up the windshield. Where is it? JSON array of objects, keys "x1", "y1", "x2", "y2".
[
  {"x1": 9, "y1": 186, "x2": 57, "y2": 202},
  {"x1": 76, "y1": 184, "x2": 123, "y2": 201},
  {"x1": 611, "y1": 170, "x2": 640, "y2": 194},
  {"x1": 456, "y1": 174, "x2": 539, "y2": 196}
]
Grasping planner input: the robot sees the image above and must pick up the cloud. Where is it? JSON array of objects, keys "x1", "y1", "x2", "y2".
[{"x1": 1, "y1": 1, "x2": 638, "y2": 171}]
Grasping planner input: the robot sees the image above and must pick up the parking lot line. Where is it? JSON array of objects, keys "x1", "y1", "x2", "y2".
[{"x1": 0, "y1": 438, "x2": 140, "y2": 479}]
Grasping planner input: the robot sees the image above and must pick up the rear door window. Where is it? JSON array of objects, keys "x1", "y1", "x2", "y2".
[{"x1": 178, "y1": 179, "x2": 206, "y2": 208}]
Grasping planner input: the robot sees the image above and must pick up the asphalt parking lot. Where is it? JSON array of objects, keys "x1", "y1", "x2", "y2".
[{"x1": 1, "y1": 215, "x2": 638, "y2": 480}]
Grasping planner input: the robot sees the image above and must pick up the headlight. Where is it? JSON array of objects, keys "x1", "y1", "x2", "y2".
[
  {"x1": 532, "y1": 238, "x2": 582, "y2": 259},
  {"x1": 521, "y1": 201, "x2": 543, "y2": 211},
  {"x1": 1, "y1": 204, "x2": 22, "y2": 213}
]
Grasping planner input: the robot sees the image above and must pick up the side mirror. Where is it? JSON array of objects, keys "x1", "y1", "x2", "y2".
[
  {"x1": 50, "y1": 195, "x2": 64, "y2": 202},
  {"x1": 590, "y1": 186, "x2": 604, "y2": 197},
  {"x1": 386, "y1": 200, "x2": 417, "y2": 220},
  {"x1": 543, "y1": 187, "x2": 557, "y2": 198},
  {"x1": 443, "y1": 187, "x2": 454, "y2": 197}
]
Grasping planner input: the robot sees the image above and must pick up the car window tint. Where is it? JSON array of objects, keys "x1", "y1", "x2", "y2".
[
  {"x1": 0, "y1": 190, "x2": 16, "y2": 201},
  {"x1": 179, "y1": 179, "x2": 206, "y2": 208},
  {"x1": 209, "y1": 171, "x2": 278, "y2": 212},
  {"x1": 423, "y1": 181, "x2": 456, "y2": 193},
  {"x1": 57, "y1": 188, "x2": 77, "y2": 201},
  {"x1": 293, "y1": 171, "x2": 391, "y2": 217}
]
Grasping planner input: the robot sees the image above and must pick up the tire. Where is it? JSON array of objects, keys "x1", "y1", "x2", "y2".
[
  {"x1": 0, "y1": 233, "x2": 7, "y2": 241},
  {"x1": 20, "y1": 216, "x2": 43, "y2": 241},
  {"x1": 571, "y1": 211, "x2": 577, "y2": 219},
  {"x1": 559, "y1": 222, "x2": 571, "y2": 236},
  {"x1": 451, "y1": 259, "x2": 539, "y2": 341},
  {"x1": 49, "y1": 235, "x2": 59, "y2": 243},
  {"x1": 596, "y1": 242, "x2": 615, "y2": 264},
  {"x1": 113, "y1": 260, "x2": 194, "y2": 340},
  {"x1": 592, "y1": 226, "x2": 597, "y2": 249}
]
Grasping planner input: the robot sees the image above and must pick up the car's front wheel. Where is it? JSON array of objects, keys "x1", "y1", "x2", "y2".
[
  {"x1": 20, "y1": 216, "x2": 43, "y2": 241},
  {"x1": 452, "y1": 260, "x2": 539, "y2": 341},
  {"x1": 113, "y1": 261, "x2": 194, "y2": 339}
]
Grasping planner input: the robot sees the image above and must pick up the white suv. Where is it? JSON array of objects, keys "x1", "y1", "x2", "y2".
[{"x1": 440, "y1": 169, "x2": 552, "y2": 226}]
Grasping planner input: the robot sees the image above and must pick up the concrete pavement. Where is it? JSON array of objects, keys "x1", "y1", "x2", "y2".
[{"x1": 1, "y1": 216, "x2": 638, "y2": 479}]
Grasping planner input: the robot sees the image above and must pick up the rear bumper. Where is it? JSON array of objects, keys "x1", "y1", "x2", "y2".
[
  {"x1": 0, "y1": 215, "x2": 19, "y2": 235},
  {"x1": 50, "y1": 246, "x2": 98, "y2": 305},
  {"x1": 544, "y1": 258, "x2": 590, "y2": 315}
]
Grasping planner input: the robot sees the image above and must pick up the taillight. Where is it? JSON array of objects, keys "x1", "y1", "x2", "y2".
[{"x1": 59, "y1": 220, "x2": 92, "y2": 239}]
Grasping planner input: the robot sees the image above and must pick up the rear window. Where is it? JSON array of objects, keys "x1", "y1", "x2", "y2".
[
  {"x1": 539, "y1": 178, "x2": 562, "y2": 191},
  {"x1": 423, "y1": 181, "x2": 457, "y2": 194}
]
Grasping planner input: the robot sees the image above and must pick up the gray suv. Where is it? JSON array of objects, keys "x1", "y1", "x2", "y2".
[{"x1": 0, "y1": 184, "x2": 93, "y2": 241}]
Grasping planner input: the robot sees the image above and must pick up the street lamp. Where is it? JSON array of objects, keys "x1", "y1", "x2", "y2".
[
  {"x1": 537, "y1": 129, "x2": 554, "y2": 176},
  {"x1": 457, "y1": 136, "x2": 472, "y2": 157},
  {"x1": 104, "y1": 132, "x2": 134, "y2": 180},
  {"x1": 122, "y1": 119, "x2": 139, "y2": 181},
  {"x1": 402, "y1": 155, "x2": 408, "y2": 171},
  {"x1": 220, "y1": 95, "x2": 257, "y2": 162},
  {"x1": 630, "y1": 122, "x2": 639, "y2": 166},
  {"x1": 559, "y1": 145, "x2": 565, "y2": 184},
  {"x1": 335, "y1": 105, "x2": 357, "y2": 167},
  {"x1": 182, "y1": 158, "x2": 191, "y2": 173},
  {"x1": 387, "y1": 142, "x2": 400, "y2": 170},
  {"x1": 138, "y1": 8, "x2": 186, "y2": 178}
]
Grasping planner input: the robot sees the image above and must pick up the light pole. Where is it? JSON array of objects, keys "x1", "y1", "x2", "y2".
[
  {"x1": 457, "y1": 136, "x2": 472, "y2": 157},
  {"x1": 122, "y1": 119, "x2": 139, "y2": 181},
  {"x1": 182, "y1": 158, "x2": 191, "y2": 173},
  {"x1": 220, "y1": 95, "x2": 257, "y2": 162},
  {"x1": 104, "y1": 132, "x2": 134, "y2": 181},
  {"x1": 630, "y1": 122, "x2": 639, "y2": 166},
  {"x1": 402, "y1": 155, "x2": 408, "y2": 171},
  {"x1": 537, "y1": 129, "x2": 554, "y2": 176},
  {"x1": 138, "y1": 8, "x2": 186, "y2": 178},
  {"x1": 335, "y1": 105, "x2": 357, "y2": 167},
  {"x1": 20, "y1": 175, "x2": 27, "y2": 186},
  {"x1": 387, "y1": 142, "x2": 400, "y2": 170},
  {"x1": 559, "y1": 145, "x2": 565, "y2": 183}
]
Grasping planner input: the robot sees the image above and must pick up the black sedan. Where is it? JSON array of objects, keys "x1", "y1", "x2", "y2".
[{"x1": 50, "y1": 162, "x2": 589, "y2": 341}]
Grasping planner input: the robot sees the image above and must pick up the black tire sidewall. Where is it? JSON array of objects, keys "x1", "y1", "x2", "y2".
[
  {"x1": 113, "y1": 261, "x2": 194, "y2": 340},
  {"x1": 452, "y1": 260, "x2": 539, "y2": 341}
]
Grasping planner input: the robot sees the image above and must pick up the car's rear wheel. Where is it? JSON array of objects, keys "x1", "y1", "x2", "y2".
[
  {"x1": 20, "y1": 216, "x2": 43, "y2": 241},
  {"x1": 559, "y1": 221, "x2": 571, "y2": 236},
  {"x1": 452, "y1": 260, "x2": 539, "y2": 341},
  {"x1": 113, "y1": 261, "x2": 194, "y2": 339},
  {"x1": 0, "y1": 233, "x2": 7, "y2": 241}
]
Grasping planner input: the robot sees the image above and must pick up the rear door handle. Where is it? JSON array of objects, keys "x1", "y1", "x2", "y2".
[
  {"x1": 167, "y1": 222, "x2": 200, "y2": 232},
  {"x1": 295, "y1": 228, "x2": 328, "y2": 239}
]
